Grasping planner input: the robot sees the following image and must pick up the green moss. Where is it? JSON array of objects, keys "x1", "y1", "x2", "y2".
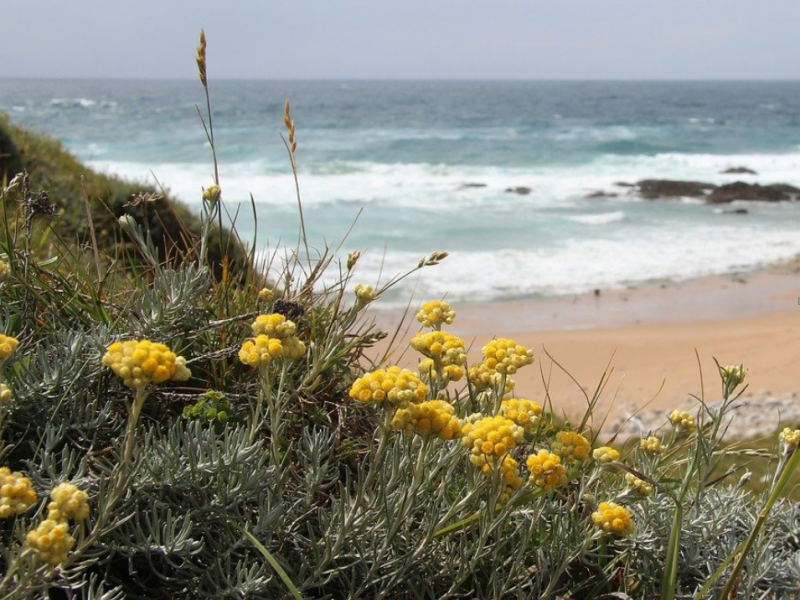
[{"x1": 0, "y1": 113, "x2": 247, "y2": 277}]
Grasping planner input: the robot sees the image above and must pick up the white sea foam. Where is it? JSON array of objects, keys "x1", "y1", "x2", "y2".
[
  {"x1": 566, "y1": 211, "x2": 625, "y2": 225},
  {"x1": 89, "y1": 150, "x2": 800, "y2": 210},
  {"x1": 335, "y1": 225, "x2": 800, "y2": 306}
]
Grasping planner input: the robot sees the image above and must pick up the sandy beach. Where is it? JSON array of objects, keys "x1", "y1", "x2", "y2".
[{"x1": 371, "y1": 265, "x2": 800, "y2": 437}]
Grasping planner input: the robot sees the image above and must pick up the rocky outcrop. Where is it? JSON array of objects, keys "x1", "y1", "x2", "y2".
[
  {"x1": 636, "y1": 179, "x2": 716, "y2": 199},
  {"x1": 721, "y1": 166, "x2": 757, "y2": 175},
  {"x1": 632, "y1": 178, "x2": 800, "y2": 203},
  {"x1": 706, "y1": 182, "x2": 800, "y2": 203},
  {"x1": 585, "y1": 190, "x2": 618, "y2": 199},
  {"x1": 505, "y1": 186, "x2": 532, "y2": 195}
]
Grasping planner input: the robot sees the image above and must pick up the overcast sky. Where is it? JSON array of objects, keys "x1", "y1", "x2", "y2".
[{"x1": 2, "y1": 1, "x2": 799, "y2": 80}]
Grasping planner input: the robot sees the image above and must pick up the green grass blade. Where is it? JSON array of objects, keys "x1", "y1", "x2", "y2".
[
  {"x1": 661, "y1": 496, "x2": 682, "y2": 600},
  {"x1": 238, "y1": 526, "x2": 304, "y2": 600}
]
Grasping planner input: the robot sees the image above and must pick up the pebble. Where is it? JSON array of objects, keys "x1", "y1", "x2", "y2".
[{"x1": 604, "y1": 392, "x2": 800, "y2": 441}]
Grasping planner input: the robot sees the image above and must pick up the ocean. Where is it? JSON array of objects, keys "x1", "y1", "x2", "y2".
[{"x1": 2, "y1": 79, "x2": 800, "y2": 305}]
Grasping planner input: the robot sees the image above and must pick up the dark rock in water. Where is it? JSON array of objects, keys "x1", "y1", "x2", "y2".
[
  {"x1": 706, "y1": 182, "x2": 800, "y2": 203},
  {"x1": 722, "y1": 208, "x2": 749, "y2": 215},
  {"x1": 614, "y1": 181, "x2": 636, "y2": 187},
  {"x1": 585, "y1": 190, "x2": 618, "y2": 199},
  {"x1": 721, "y1": 166, "x2": 757, "y2": 175},
  {"x1": 505, "y1": 186, "x2": 532, "y2": 195},
  {"x1": 459, "y1": 182, "x2": 487, "y2": 189},
  {"x1": 637, "y1": 179, "x2": 716, "y2": 199}
]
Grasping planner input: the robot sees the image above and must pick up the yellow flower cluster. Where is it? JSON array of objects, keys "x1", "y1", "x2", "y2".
[
  {"x1": 639, "y1": 436, "x2": 664, "y2": 454},
  {"x1": 0, "y1": 383, "x2": 12, "y2": 406},
  {"x1": 779, "y1": 428, "x2": 800, "y2": 448},
  {"x1": 592, "y1": 501, "x2": 634, "y2": 536},
  {"x1": 526, "y1": 449, "x2": 568, "y2": 491},
  {"x1": 26, "y1": 519, "x2": 75, "y2": 566},
  {"x1": 0, "y1": 468, "x2": 37, "y2": 518},
  {"x1": 499, "y1": 398, "x2": 542, "y2": 433},
  {"x1": 103, "y1": 340, "x2": 191, "y2": 389},
  {"x1": 412, "y1": 331, "x2": 467, "y2": 383},
  {"x1": 0, "y1": 334, "x2": 19, "y2": 362},
  {"x1": 669, "y1": 410, "x2": 696, "y2": 431},
  {"x1": 467, "y1": 362, "x2": 515, "y2": 394},
  {"x1": 477, "y1": 455, "x2": 522, "y2": 504},
  {"x1": 391, "y1": 400, "x2": 461, "y2": 440},
  {"x1": 354, "y1": 283, "x2": 377, "y2": 304},
  {"x1": 625, "y1": 473, "x2": 653, "y2": 497},
  {"x1": 482, "y1": 338, "x2": 534, "y2": 375},
  {"x1": 240, "y1": 314, "x2": 306, "y2": 368},
  {"x1": 593, "y1": 446, "x2": 620, "y2": 463},
  {"x1": 416, "y1": 300, "x2": 456, "y2": 329},
  {"x1": 349, "y1": 366, "x2": 429, "y2": 407},
  {"x1": 257, "y1": 288, "x2": 274, "y2": 302},
  {"x1": 719, "y1": 364, "x2": 746, "y2": 390},
  {"x1": 552, "y1": 430, "x2": 591, "y2": 462},
  {"x1": 239, "y1": 334, "x2": 306, "y2": 367},
  {"x1": 0, "y1": 259, "x2": 9, "y2": 279},
  {"x1": 418, "y1": 359, "x2": 464, "y2": 384},
  {"x1": 26, "y1": 482, "x2": 90, "y2": 566},
  {"x1": 461, "y1": 415, "x2": 524, "y2": 466},
  {"x1": 251, "y1": 313, "x2": 297, "y2": 337},
  {"x1": 202, "y1": 183, "x2": 221, "y2": 203},
  {"x1": 47, "y1": 483, "x2": 90, "y2": 522}
]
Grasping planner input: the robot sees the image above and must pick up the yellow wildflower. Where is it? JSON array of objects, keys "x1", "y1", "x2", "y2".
[
  {"x1": 526, "y1": 449, "x2": 568, "y2": 491},
  {"x1": 0, "y1": 334, "x2": 19, "y2": 362},
  {"x1": 238, "y1": 334, "x2": 305, "y2": 368},
  {"x1": 251, "y1": 313, "x2": 297, "y2": 338},
  {"x1": 0, "y1": 383, "x2": 12, "y2": 407},
  {"x1": 47, "y1": 483, "x2": 90, "y2": 522},
  {"x1": 257, "y1": 288, "x2": 274, "y2": 302},
  {"x1": 0, "y1": 468, "x2": 37, "y2": 518},
  {"x1": 346, "y1": 250, "x2": 361, "y2": 270},
  {"x1": 593, "y1": 446, "x2": 620, "y2": 463},
  {"x1": 354, "y1": 283, "x2": 377, "y2": 304},
  {"x1": 349, "y1": 367, "x2": 428, "y2": 407},
  {"x1": 499, "y1": 398, "x2": 542, "y2": 433},
  {"x1": 625, "y1": 473, "x2": 653, "y2": 497},
  {"x1": 467, "y1": 361, "x2": 515, "y2": 394},
  {"x1": 639, "y1": 436, "x2": 665, "y2": 454},
  {"x1": 669, "y1": 410, "x2": 696, "y2": 432},
  {"x1": 418, "y1": 359, "x2": 464, "y2": 384},
  {"x1": 202, "y1": 183, "x2": 221, "y2": 203},
  {"x1": 391, "y1": 400, "x2": 461, "y2": 440},
  {"x1": 592, "y1": 501, "x2": 634, "y2": 536},
  {"x1": 26, "y1": 519, "x2": 75, "y2": 566},
  {"x1": 0, "y1": 259, "x2": 9, "y2": 279},
  {"x1": 779, "y1": 427, "x2": 800, "y2": 452},
  {"x1": 481, "y1": 338, "x2": 534, "y2": 375},
  {"x1": 719, "y1": 364, "x2": 746, "y2": 391},
  {"x1": 552, "y1": 430, "x2": 591, "y2": 462},
  {"x1": 102, "y1": 340, "x2": 191, "y2": 389},
  {"x1": 476, "y1": 455, "x2": 522, "y2": 504},
  {"x1": 415, "y1": 300, "x2": 455, "y2": 329},
  {"x1": 462, "y1": 415, "x2": 524, "y2": 465},
  {"x1": 411, "y1": 331, "x2": 466, "y2": 383}
]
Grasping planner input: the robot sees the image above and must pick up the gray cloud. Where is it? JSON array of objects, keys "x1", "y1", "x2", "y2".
[{"x1": 2, "y1": 0, "x2": 799, "y2": 79}]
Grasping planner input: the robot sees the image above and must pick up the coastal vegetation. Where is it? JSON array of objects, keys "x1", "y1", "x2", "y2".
[{"x1": 0, "y1": 32, "x2": 798, "y2": 600}]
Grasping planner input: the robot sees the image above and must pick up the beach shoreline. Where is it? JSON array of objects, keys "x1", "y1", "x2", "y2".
[{"x1": 368, "y1": 262, "x2": 800, "y2": 437}]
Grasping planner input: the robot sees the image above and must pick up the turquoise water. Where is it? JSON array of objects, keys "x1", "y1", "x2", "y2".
[{"x1": 3, "y1": 80, "x2": 800, "y2": 303}]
